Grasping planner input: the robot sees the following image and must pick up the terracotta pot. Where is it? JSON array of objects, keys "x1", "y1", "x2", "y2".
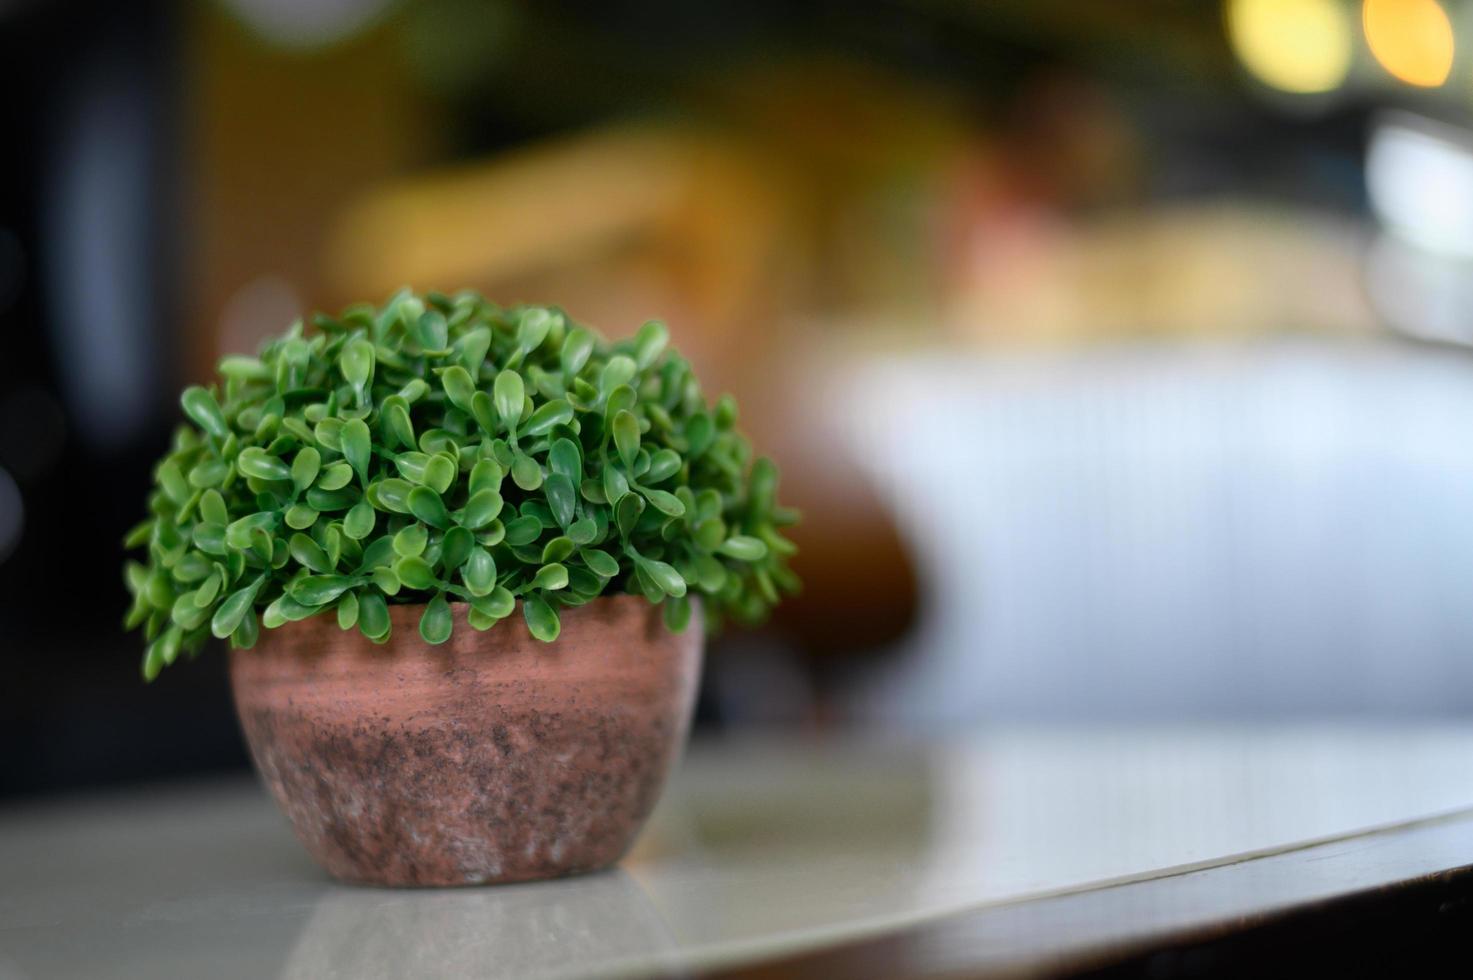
[{"x1": 230, "y1": 595, "x2": 702, "y2": 887}]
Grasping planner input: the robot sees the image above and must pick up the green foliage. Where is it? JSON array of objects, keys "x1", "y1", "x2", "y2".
[{"x1": 123, "y1": 290, "x2": 800, "y2": 679}]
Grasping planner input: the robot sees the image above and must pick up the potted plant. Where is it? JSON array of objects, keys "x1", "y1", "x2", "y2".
[{"x1": 122, "y1": 290, "x2": 799, "y2": 886}]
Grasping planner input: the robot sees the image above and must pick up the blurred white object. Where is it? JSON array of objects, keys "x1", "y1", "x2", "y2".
[
  {"x1": 1367, "y1": 113, "x2": 1473, "y2": 259},
  {"x1": 836, "y1": 340, "x2": 1473, "y2": 724},
  {"x1": 1365, "y1": 113, "x2": 1473, "y2": 345}
]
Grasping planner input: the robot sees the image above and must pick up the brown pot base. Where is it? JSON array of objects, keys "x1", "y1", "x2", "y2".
[{"x1": 230, "y1": 595, "x2": 702, "y2": 887}]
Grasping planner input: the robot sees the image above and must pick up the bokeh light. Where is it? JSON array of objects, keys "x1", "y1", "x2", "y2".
[
  {"x1": 1226, "y1": 0, "x2": 1353, "y2": 95},
  {"x1": 1364, "y1": 0, "x2": 1455, "y2": 88}
]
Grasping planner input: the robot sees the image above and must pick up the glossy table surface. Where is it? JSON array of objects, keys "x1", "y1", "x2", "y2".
[{"x1": 3, "y1": 725, "x2": 1473, "y2": 978}]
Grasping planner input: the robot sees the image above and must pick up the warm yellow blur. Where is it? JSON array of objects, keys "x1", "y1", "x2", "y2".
[
  {"x1": 1226, "y1": 0, "x2": 1353, "y2": 94},
  {"x1": 1364, "y1": 0, "x2": 1455, "y2": 87}
]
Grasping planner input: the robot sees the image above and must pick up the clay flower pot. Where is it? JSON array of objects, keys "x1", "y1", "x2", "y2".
[{"x1": 230, "y1": 595, "x2": 702, "y2": 887}]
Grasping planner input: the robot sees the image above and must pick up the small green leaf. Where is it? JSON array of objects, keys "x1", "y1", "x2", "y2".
[
  {"x1": 192, "y1": 523, "x2": 227, "y2": 555},
  {"x1": 634, "y1": 564, "x2": 664, "y2": 602},
  {"x1": 561, "y1": 328, "x2": 595, "y2": 376},
  {"x1": 478, "y1": 520, "x2": 506, "y2": 547},
  {"x1": 523, "y1": 595, "x2": 561, "y2": 642},
  {"x1": 470, "y1": 585, "x2": 515, "y2": 620},
  {"x1": 232, "y1": 608, "x2": 259, "y2": 649},
  {"x1": 394, "y1": 555, "x2": 436, "y2": 590},
  {"x1": 600, "y1": 355, "x2": 637, "y2": 393},
  {"x1": 236, "y1": 448, "x2": 291, "y2": 482},
  {"x1": 262, "y1": 593, "x2": 316, "y2": 628},
  {"x1": 420, "y1": 592, "x2": 452, "y2": 645},
  {"x1": 548, "y1": 438, "x2": 582, "y2": 482},
  {"x1": 541, "y1": 535, "x2": 575, "y2": 563},
  {"x1": 533, "y1": 563, "x2": 569, "y2": 591},
  {"x1": 193, "y1": 570, "x2": 222, "y2": 606},
  {"x1": 393, "y1": 523, "x2": 428, "y2": 558},
  {"x1": 460, "y1": 489, "x2": 504, "y2": 529},
  {"x1": 469, "y1": 458, "x2": 504, "y2": 496},
  {"x1": 639, "y1": 557, "x2": 686, "y2": 597},
  {"x1": 291, "y1": 447, "x2": 321, "y2": 494},
  {"x1": 511, "y1": 454, "x2": 543, "y2": 491},
  {"x1": 612, "y1": 410, "x2": 640, "y2": 469},
  {"x1": 398, "y1": 377, "x2": 430, "y2": 403},
  {"x1": 288, "y1": 575, "x2": 354, "y2": 606},
  {"x1": 181, "y1": 386, "x2": 229, "y2": 439},
  {"x1": 217, "y1": 355, "x2": 269, "y2": 381},
  {"x1": 358, "y1": 590, "x2": 390, "y2": 639},
  {"x1": 523, "y1": 399, "x2": 573, "y2": 437},
  {"x1": 634, "y1": 320, "x2": 668, "y2": 369},
  {"x1": 343, "y1": 501, "x2": 376, "y2": 540},
  {"x1": 341, "y1": 418, "x2": 371, "y2": 482},
  {"x1": 545, "y1": 474, "x2": 577, "y2": 528},
  {"x1": 470, "y1": 391, "x2": 497, "y2": 434},
  {"x1": 566, "y1": 565, "x2": 603, "y2": 597},
  {"x1": 516, "y1": 307, "x2": 553, "y2": 353},
  {"x1": 370, "y1": 478, "x2": 414, "y2": 513},
  {"x1": 645, "y1": 448, "x2": 681, "y2": 483},
  {"x1": 718, "y1": 535, "x2": 768, "y2": 561},
  {"x1": 337, "y1": 591, "x2": 359, "y2": 630},
  {"x1": 457, "y1": 325, "x2": 491, "y2": 374},
  {"x1": 582, "y1": 549, "x2": 619, "y2": 578},
  {"x1": 307, "y1": 486, "x2": 357, "y2": 512},
  {"x1": 422, "y1": 454, "x2": 456, "y2": 495},
  {"x1": 358, "y1": 533, "x2": 392, "y2": 567},
  {"x1": 605, "y1": 384, "x2": 637, "y2": 423},
  {"x1": 441, "y1": 526, "x2": 474, "y2": 571},
  {"x1": 692, "y1": 553, "x2": 727, "y2": 592},
  {"x1": 603, "y1": 465, "x2": 629, "y2": 505},
  {"x1": 416, "y1": 310, "x2": 448, "y2": 351},
  {"x1": 685, "y1": 412, "x2": 714, "y2": 457},
  {"x1": 171, "y1": 592, "x2": 210, "y2": 630},
  {"x1": 284, "y1": 504, "x2": 318, "y2": 530},
  {"x1": 694, "y1": 517, "x2": 726, "y2": 552},
  {"x1": 664, "y1": 593, "x2": 692, "y2": 632},
  {"x1": 313, "y1": 417, "x2": 344, "y2": 452},
  {"x1": 440, "y1": 365, "x2": 476, "y2": 413},
  {"x1": 383, "y1": 397, "x2": 415, "y2": 449},
  {"x1": 407, "y1": 485, "x2": 450, "y2": 528},
  {"x1": 199, "y1": 489, "x2": 228, "y2": 527},
  {"x1": 394, "y1": 451, "x2": 431, "y2": 483},
  {"x1": 290, "y1": 533, "x2": 333, "y2": 573},
  {"x1": 642, "y1": 488, "x2": 685, "y2": 517},
  {"x1": 371, "y1": 566, "x2": 401, "y2": 595},
  {"x1": 494, "y1": 370, "x2": 524, "y2": 432},
  {"x1": 503, "y1": 514, "x2": 543, "y2": 546},
  {"x1": 339, "y1": 338, "x2": 375, "y2": 394},
  {"x1": 142, "y1": 639, "x2": 165, "y2": 682},
  {"x1": 225, "y1": 512, "x2": 276, "y2": 550},
  {"x1": 211, "y1": 578, "x2": 262, "y2": 638},
  {"x1": 463, "y1": 547, "x2": 496, "y2": 596},
  {"x1": 188, "y1": 459, "x2": 229, "y2": 488},
  {"x1": 316, "y1": 462, "x2": 354, "y2": 491},
  {"x1": 568, "y1": 517, "x2": 597, "y2": 545},
  {"x1": 714, "y1": 394, "x2": 738, "y2": 428},
  {"x1": 615, "y1": 493, "x2": 644, "y2": 538},
  {"x1": 467, "y1": 608, "x2": 500, "y2": 631}
]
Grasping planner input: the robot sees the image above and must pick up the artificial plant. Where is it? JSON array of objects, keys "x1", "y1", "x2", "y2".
[{"x1": 123, "y1": 290, "x2": 799, "y2": 678}]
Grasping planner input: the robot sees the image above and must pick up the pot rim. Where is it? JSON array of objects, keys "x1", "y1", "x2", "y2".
[{"x1": 235, "y1": 592, "x2": 702, "y2": 664}]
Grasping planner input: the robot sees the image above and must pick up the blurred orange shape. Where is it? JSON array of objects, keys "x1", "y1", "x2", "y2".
[{"x1": 1364, "y1": 0, "x2": 1454, "y2": 88}]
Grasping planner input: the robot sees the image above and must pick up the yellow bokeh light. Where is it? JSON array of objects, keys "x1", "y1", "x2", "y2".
[
  {"x1": 1227, "y1": 0, "x2": 1353, "y2": 94},
  {"x1": 1364, "y1": 0, "x2": 1455, "y2": 88}
]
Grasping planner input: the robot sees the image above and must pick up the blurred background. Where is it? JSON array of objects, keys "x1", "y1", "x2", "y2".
[{"x1": 6, "y1": 0, "x2": 1473, "y2": 798}]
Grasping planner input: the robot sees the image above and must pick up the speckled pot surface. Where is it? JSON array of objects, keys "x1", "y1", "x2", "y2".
[{"x1": 230, "y1": 595, "x2": 702, "y2": 887}]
